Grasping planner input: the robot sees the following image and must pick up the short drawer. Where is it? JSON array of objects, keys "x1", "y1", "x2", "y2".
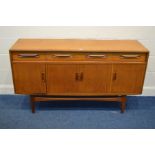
[
  {"x1": 47, "y1": 53, "x2": 78, "y2": 61},
  {"x1": 12, "y1": 52, "x2": 46, "y2": 61},
  {"x1": 84, "y1": 53, "x2": 109, "y2": 61},
  {"x1": 110, "y1": 53, "x2": 147, "y2": 62}
]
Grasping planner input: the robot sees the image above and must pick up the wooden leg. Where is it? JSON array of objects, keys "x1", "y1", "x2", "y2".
[
  {"x1": 30, "y1": 96, "x2": 35, "y2": 113},
  {"x1": 120, "y1": 96, "x2": 127, "y2": 113}
]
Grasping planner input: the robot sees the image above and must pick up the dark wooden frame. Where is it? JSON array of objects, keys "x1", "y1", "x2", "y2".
[{"x1": 30, "y1": 95, "x2": 127, "y2": 113}]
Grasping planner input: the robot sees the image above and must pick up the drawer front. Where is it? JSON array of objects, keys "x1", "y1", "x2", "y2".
[
  {"x1": 47, "y1": 53, "x2": 110, "y2": 61},
  {"x1": 12, "y1": 52, "x2": 46, "y2": 61},
  {"x1": 110, "y1": 53, "x2": 146, "y2": 62},
  {"x1": 47, "y1": 52, "x2": 146, "y2": 62},
  {"x1": 85, "y1": 53, "x2": 146, "y2": 62},
  {"x1": 47, "y1": 53, "x2": 80, "y2": 61},
  {"x1": 12, "y1": 52, "x2": 147, "y2": 62}
]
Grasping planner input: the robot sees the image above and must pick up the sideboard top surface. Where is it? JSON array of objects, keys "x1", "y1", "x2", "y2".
[{"x1": 10, "y1": 39, "x2": 149, "y2": 53}]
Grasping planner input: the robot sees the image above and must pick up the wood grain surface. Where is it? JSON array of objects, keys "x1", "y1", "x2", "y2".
[{"x1": 10, "y1": 39, "x2": 149, "y2": 53}]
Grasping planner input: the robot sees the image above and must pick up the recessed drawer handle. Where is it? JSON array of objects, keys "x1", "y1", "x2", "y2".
[
  {"x1": 87, "y1": 54, "x2": 106, "y2": 58},
  {"x1": 18, "y1": 54, "x2": 39, "y2": 58},
  {"x1": 53, "y1": 54, "x2": 72, "y2": 58},
  {"x1": 120, "y1": 55, "x2": 140, "y2": 58}
]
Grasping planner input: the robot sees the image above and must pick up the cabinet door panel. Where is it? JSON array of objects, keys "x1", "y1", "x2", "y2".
[
  {"x1": 78, "y1": 64, "x2": 112, "y2": 94},
  {"x1": 47, "y1": 64, "x2": 78, "y2": 94},
  {"x1": 12, "y1": 63, "x2": 46, "y2": 94},
  {"x1": 111, "y1": 64, "x2": 146, "y2": 94}
]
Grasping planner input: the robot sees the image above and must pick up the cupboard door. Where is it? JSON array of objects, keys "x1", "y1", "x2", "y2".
[
  {"x1": 12, "y1": 63, "x2": 46, "y2": 94},
  {"x1": 78, "y1": 64, "x2": 112, "y2": 94},
  {"x1": 111, "y1": 64, "x2": 146, "y2": 94},
  {"x1": 47, "y1": 64, "x2": 78, "y2": 94}
]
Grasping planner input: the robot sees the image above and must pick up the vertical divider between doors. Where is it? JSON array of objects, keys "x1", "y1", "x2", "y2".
[
  {"x1": 44, "y1": 63, "x2": 48, "y2": 94},
  {"x1": 76, "y1": 64, "x2": 80, "y2": 93}
]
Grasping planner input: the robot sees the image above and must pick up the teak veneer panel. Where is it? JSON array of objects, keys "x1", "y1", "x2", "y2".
[
  {"x1": 12, "y1": 63, "x2": 46, "y2": 94},
  {"x1": 10, "y1": 39, "x2": 149, "y2": 53},
  {"x1": 47, "y1": 64, "x2": 78, "y2": 94},
  {"x1": 111, "y1": 64, "x2": 146, "y2": 94},
  {"x1": 46, "y1": 64, "x2": 112, "y2": 95}
]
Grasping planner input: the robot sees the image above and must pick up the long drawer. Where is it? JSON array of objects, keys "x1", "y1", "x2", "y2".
[
  {"x1": 47, "y1": 52, "x2": 147, "y2": 62},
  {"x1": 12, "y1": 52, "x2": 147, "y2": 62}
]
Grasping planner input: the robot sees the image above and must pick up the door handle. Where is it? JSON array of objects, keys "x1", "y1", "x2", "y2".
[
  {"x1": 41, "y1": 73, "x2": 46, "y2": 83},
  {"x1": 75, "y1": 73, "x2": 79, "y2": 81},
  {"x1": 113, "y1": 73, "x2": 117, "y2": 81},
  {"x1": 79, "y1": 72, "x2": 83, "y2": 81},
  {"x1": 75, "y1": 73, "x2": 83, "y2": 81}
]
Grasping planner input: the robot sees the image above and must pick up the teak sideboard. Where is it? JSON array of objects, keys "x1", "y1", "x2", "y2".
[{"x1": 9, "y1": 39, "x2": 149, "y2": 113}]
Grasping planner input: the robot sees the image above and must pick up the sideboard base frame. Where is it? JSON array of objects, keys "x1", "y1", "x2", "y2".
[{"x1": 30, "y1": 95, "x2": 127, "y2": 113}]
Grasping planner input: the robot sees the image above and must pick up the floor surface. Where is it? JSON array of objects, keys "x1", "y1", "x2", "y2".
[{"x1": 0, "y1": 95, "x2": 155, "y2": 129}]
